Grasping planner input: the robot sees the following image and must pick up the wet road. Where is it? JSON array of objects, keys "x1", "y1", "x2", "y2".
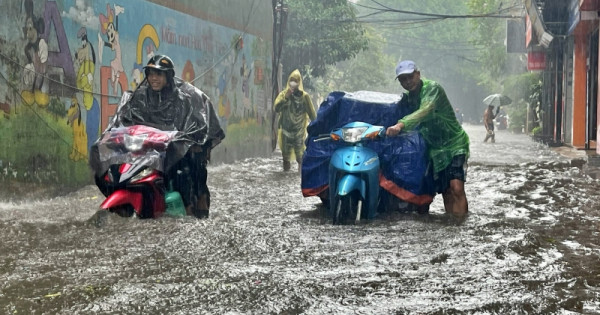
[{"x1": 1, "y1": 124, "x2": 600, "y2": 314}]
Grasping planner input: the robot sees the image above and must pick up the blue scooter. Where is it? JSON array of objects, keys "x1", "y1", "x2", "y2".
[{"x1": 314, "y1": 122, "x2": 385, "y2": 225}]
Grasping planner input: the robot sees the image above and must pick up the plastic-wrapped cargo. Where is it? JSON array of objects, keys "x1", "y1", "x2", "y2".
[{"x1": 301, "y1": 90, "x2": 435, "y2": 206}]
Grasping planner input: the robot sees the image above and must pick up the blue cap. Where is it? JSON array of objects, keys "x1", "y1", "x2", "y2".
[{"x1": 395, "y1": 60, "x2": 417, "y2": 79}]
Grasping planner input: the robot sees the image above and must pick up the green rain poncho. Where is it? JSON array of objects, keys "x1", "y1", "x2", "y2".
[
  {"x1": 399, "y1": 78, "x2": 470, "y2": 173},
  {"x1": 274, "y1": 69, "x2": 316, "y2": 159}
]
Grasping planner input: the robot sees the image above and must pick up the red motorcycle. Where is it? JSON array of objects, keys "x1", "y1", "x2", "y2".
[{"x1": 92, "y1": 125, "x2": 189, "y2": 218}]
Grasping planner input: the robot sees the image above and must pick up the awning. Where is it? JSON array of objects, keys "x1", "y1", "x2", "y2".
[
  {"x1": 568, "y1": 0, "x2": 600, "y2": 35},
  {"x1": 580, "y1": 0, "x2": 599, "y2": 10},
  {"x1": 524, "y1": 0, "x2": 554, "y2": 48}
]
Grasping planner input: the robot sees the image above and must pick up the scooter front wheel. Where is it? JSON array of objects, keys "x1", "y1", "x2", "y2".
[
  {"x1": 333, "y1": 193, "x2": 360, "y2": 225},
  {"x1": 109, "y1": 205, "x2": 135, "y2": 218},
  {"x1": 334, "y1": 198, "x2": 343, "y2": 225}
]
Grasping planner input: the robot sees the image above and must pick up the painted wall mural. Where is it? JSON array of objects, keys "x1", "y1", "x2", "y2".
[{"x1": 0, "y1": 0, "x2": 273, "y2": 185}]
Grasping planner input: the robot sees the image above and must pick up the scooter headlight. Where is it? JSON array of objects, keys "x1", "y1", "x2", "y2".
[
  {"x1": 123, "y1": 133, "x2": 148, "y2": 152},
  {"x1": 342, "y1": 127, "x2": 368, "y2": 143},
  {"x1": 130, "y1": 167, "x2": 154, "y2": 183}
]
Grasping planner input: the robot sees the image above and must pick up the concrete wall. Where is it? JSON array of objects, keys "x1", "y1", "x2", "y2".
[{"x1": 0, "y1": 0, "x2": 273, "y2": 186}]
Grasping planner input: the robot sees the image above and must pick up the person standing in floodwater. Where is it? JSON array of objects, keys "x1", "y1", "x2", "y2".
[
  {"x1": 455, "y1": 108, "x2": 464, "y2": 125},
  {"x1": 483, "y1": 104, "x2": 500, "y2": 143},
  {"x1": 274, "y1": 69, "x2": 316, "y2": 172},
  {"x1": 386, "y1": 60, "x2": 470, "y2": 219}
]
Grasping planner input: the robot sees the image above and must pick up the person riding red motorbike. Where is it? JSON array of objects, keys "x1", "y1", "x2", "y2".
[{"x1": 90, "y1": 54, "x2": 225, "y2": 218}]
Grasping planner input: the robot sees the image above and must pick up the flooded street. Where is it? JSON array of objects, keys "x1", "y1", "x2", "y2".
[{"x1": 1, "y1": 124, "x2": 600, "y2": 314}]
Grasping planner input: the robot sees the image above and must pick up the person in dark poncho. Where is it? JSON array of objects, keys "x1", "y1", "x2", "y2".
[{"x1": 94, "y1": 54, "x2": 225, "y2": 218}]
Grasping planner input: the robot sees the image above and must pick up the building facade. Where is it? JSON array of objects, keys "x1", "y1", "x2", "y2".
[{"x1": 525, "y1": 0, "x2": 599, "y2": 154}]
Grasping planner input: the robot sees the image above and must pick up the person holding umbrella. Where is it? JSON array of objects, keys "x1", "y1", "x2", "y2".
[
  {"x1": 483, "y1": 104, "x2": 500, "y2": 143},
  {"x1": 482, "y1": 94, "x2": 511, "y2": 143}
]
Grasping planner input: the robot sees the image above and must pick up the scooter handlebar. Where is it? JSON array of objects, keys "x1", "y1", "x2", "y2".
[{"x1": 313, "y1": 134, "x2": 331, "y2": 142}]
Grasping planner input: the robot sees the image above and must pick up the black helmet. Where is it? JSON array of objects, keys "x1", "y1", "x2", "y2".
[{"x1": 144, "y1": 54, "x2": 175, "y2": 78}]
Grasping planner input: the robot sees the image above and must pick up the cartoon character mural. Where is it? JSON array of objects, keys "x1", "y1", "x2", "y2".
[
  {"x1": 21, "y1": 0, "x2": 49, "y2": 107},
  {"x1": 74, "y1": 26, "x2": 100, "y2": 152},
  {"x1": 240, "y1": 54, "x2": 252, "y2": 99},
  {"x1": 0, "y1": 102, "x2": 10, "y2": 119},
  {"x1": 182, "y1": 60, "x2": 196, "y2": 83},
  {"x1": 75, "y1": 27, "x2": 95, "y2": 107},
  {"x1": 217, "y1": 67, "x2": 231, "y2": 128},
  {"x1": 130, "y1": 43, "x2": 156, "y2": 90},
  {"x1": 98, "y1": 4, "x2": 125, "y2": 96},
  {"x1": 0, "y1": 0, "x2": 274, "y2": 176},
  {"x1": 67, "y1": 96, "x2": 88, "y2": 161},
  {"x1": 130, "y1": 65, "x2": 143, "y2": 90}
]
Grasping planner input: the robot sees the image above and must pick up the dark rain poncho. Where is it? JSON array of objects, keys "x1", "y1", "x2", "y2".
[
  {"x1": 89, "y1": 77, "x2": 225, "y2": 176},
  {"x1": 398, "y1": 79, "x2": 470, "y2": 173}
]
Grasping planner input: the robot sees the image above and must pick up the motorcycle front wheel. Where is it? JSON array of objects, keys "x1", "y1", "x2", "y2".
[
  {"x1": 110, "y1": 205, "x2": 135, "y2": 218},
  {"x1": 333, "y1": 193, "x2": 362, "y2": 225}
]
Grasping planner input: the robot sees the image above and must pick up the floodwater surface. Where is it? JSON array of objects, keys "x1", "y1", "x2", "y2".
[{"x1": 1, "y1": 124, "x2": 599, "y2": 314}]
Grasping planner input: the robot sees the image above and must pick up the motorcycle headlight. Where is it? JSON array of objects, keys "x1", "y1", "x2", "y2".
[
  {"x1": 341, "y1": 127, "x2": 368, "y2": 143},
  {"x1": 130, "y1": 167, "x2": 154, "y2": 183},
  {"x1": 123, "y1": 133, "x2": 148, "y2": 152}
]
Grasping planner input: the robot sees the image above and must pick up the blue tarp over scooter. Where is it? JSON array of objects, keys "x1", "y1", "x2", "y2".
[{"x1": 301, "y1": 90, "x2": 435, "y2": 206}]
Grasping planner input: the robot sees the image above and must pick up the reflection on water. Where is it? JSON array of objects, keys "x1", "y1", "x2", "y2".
[{"x1": 0, "y1": 124, "x2": 599, "y2": 314}]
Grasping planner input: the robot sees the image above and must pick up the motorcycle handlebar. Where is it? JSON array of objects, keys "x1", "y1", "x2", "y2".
[{"x1": 313, "y1": 134, "x2": 331, "y2": 142}]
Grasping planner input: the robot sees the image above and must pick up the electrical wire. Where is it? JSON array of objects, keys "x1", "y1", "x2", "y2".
[
  {"x1": 189, "y1": 0, "x2": 259, "y2": 85},
  {"x1": 0, "y1": 56, "x2": 77, "y2": 154},
  {"x1": 0, "y1": 0, "x2": 263, "y2": 160},
  {"x1": 354, "y1": 0, "x2": 520, "y2": 20},
  {"x1": 0, "y1": 50, "x2": 121, "y2": 101}
]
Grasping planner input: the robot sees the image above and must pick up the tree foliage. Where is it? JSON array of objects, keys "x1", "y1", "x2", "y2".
[
  {"x1": 281, "y1": 0, "x2": 522, "y2": 122},
  {"x1": 352, "y1": 0, "x2": 492, "y2": 121},
  {"x1": 465, "y1": 0, "x2": 509, "y2": 91},
  {"x1": 356, "y1": 0, "x2": 478, "y2": 78},
  {"x1": 335, "y1": 28, "x2": 396, "y2": 92},
  {"x1": 503, "y1": 72, "x2": 542, "y2": 104},
  {"x1": 281, "y1": 0, "x2": 369, "y2": 87},
  {"x1": 502, "y1": 72, "x2": 542, "y2": 131},
  {"x1": 312, "y1": 27, "x2": 396, "y2": 97}
]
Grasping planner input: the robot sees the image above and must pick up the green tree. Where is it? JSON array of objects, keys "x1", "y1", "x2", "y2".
[
  {"x1": 335, "y1": 29, "x2": 396, "y2": 93},
  {"x1": 465, "y1": 0, "x2": 510, "y2": 91},
  {"x1": 281, "y1": 0, "x2": 369, "y2": 88},
  {"x1": 502, "y1": 72, "x2": 542, "y2": 132},
  {"x1": 312, "y1": 27, "x2": 396, "y2": 97},
  {"x1": 355, "y1": 0, "x2": 479, "y2": 78},
  {"x1": 352, "y1": 0, "x2": 492, "y2": 121}
]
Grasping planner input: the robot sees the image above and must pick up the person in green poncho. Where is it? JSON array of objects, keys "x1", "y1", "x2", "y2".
[
  {"x1": 274, "y1": 69, "x2": 317, "y2": 172},
  {"x1": 386, "y1": 60, "x2": 470, "y2": 218}
]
